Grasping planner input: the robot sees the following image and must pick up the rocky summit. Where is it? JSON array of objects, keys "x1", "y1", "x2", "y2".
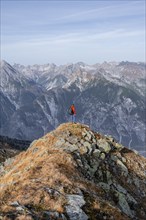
[{"x1": 0, "y1": 123, "x2": 146, "y2": 220}]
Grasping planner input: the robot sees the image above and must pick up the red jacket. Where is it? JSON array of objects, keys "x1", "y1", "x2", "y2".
[{"x1": 71, "y1": 105, "x2": 76, "y2": 115}]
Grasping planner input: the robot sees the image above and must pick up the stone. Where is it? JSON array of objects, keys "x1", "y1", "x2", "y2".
[
  {"x1": 91, "y1": 143, "x2": 97, "y2": 151},
  {"x1": 93, "y1": 149, "x2": 101, "y2": 159},
  {"x1": 55, "y1": 138, "x2": 66, "y2": 147},
  {"x1": 88, "y1": 130, "x2": 94, "y2": 136},
  {"x1": 97, "y1": 139, "x2": 111, "y2": 153},
  {"x1": 115, "y1": 192, "x2": 133, "y2": 218},
  {"x1": 32, "y1": 147, "x2": 39, "y2": 153},
  {"x1": 44, "y1": 187, "x2": 61, "y2": 198},
  {"x1": 80, "y1": 139, "x2": 85, "y2": 145},
  {"x1": 98, "y1": 182, "x2": 110, "y2": 191},
  {"x1": 121, "y1": 157, "x2": 127, "y2": 163},
  {"x1": 106, "y1": 171, "x2": 112, "y2": 185},
  {"x1": 66, "y1": 194, "x2": 85, "y2": 207},
  {"x1": 88, "y1": 160, "x2": 100, "y2": 176},
  {"x1": 111, "y1": 155, "x2": 118, "y2": 162},
  {"x1": 133, "y1": 150, "x2": 139, "y2": 155},
  {"x1": 69, "y1": 144, "x2": 79, "y2": 152},
  {"x1": 88, "y1": 167, "x2": 97, "y2": 177},
  {"x1": 10, "y1": 201, "x2": 20, "y2": 207},
  {"x1": 116, "y1": 159, "x2": 128, "y2": 176},
  {"x1": 90, "y1": 158, "x2": 99, "y2": 167},
  {"x1": 82, "y1": 132, "x2": 86, "y2": 137},
  {"x1": 114, "y1": 184, "x2": 127, "y2": 194},
  {"x1": 92, "y1": 138, "x2": 97, "y2": 143},
  {"x1": 100, "y1": 153, "x2": 105, "y2": 160},
  {"x1": 97, "y1": 170, "x2": 103, "y2": 179},
  {"x1": 126, "y1": 193, "x2": 137, "y2": 205},
  {"x1": 82, "y1": 129, "x2": 93, "y2": 141},
  {"x1": 107, "y1": 136, "x2": 115, "y2": 143},
  {"x1": 0, "y1": 165, "x2": 4, "y2": 173},
  {"x1": 40, "y1": 150, "x2": 48, "y2": 157},
  {"x1": 79, "y1": 146, "x2": 88, "y2": 155},
  {"x1": 86, "y1": 132, "x2": 92, "y2": 141},
  {"x1": 4, "y1": 158, "x2": 14, "y2": 167},
  {"x1": 133, "y1": 177, "x2": 140, "y2": 188},
  {"x1": 83, "y1": 141, "x2": 91, "y2": 149},
  {"x1": 87, "y1": 147, "x2": 93, "y2": 155},
  {"x1": 65, "y1": 194, "x2": 88, "y2": 220},
  {"x1": 116, "y1": 152, "x2": 122, "y2": 159},
  {"x1": 114, "y1": 143, "x2": 124, "y2": 151},
  {"x1": 16, "y1": 206, "x2": 25, "y2": 211},
  {"x1": 82, "y1": 129, "x2": 88, "y2": 137},
  {"x1": 66, "y1": 136, "x2": 79, "y2": 145},
  {"x1": 127, "y1": 178, "x2": 132, "y2": 184},
  {"x1": 42, "y1": 211, "x2": 67, "y2": 220},
  {"x1": 84, "y1": 136, "x2": 90, "y2": 142},
  {"x1": 85, "y1": 142, "x2": 94, "y2": 154},
  {"x1": 77, "y1": 142, "x2": 82, "y2": 148},
  {"x1": 76, "y1": 159, "x2": 83, "y2": 167}
]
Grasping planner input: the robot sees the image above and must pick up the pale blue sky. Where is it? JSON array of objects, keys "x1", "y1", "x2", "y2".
[{"x1": 1, "y1": 0, "x2": 145, "y2": 65}]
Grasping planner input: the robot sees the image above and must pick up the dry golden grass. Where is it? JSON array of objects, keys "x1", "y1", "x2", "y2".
[
  {"x1": 83, "y1": 192, "x2": 131, "y2": 220},
  {"x1": 0, "y1": 122, "x2": 116, "y2": 213},
  {"x1": 0, "y1": 124, "x2": 84, "y2": 212},
  {"x1": 1, "y1": 122, "x2": 145, "y2": 219},
  {"x1": 93, "y1": 201, "x2": 100, "y2": 210},
  {"x1": 15, "y1": 216, "x2": 34, "y2": 220},
  {"x1": 124, "y1": 151, "x2": 146, "y2": 178},
  {"x1": 2, "y1": 216, "x2": 33, "y2": 220}
]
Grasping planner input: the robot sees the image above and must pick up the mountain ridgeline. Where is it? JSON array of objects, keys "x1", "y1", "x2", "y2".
[
  {"x1": 0, "y1": 60, "x2": 145, "y2": 156},
  {"x1": 0, "y1": 123, "x2": 146, "y2": 219}
]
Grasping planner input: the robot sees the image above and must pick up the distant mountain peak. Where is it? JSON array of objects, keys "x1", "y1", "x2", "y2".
[
  {"x1": 0, "y1": 59, "x2": 19, "y2": 74},
  {"x1": 0, "y1": 60, "x2": 9, "y2": 68}
]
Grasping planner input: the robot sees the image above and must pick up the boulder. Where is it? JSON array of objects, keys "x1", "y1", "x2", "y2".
[
  {"x1": 93, "y1": 149, "x2": 101, "y2": 159},
  {"x1": 65, "y1": 194, "x2": 88, "y2": 220},
  {"x1": 116, "y1": 159, "x2": 128, "y2": 176},
  {"x1": 115, "y1": 191, "x2": 134, "y2": 218},
  {"x1": 97, "y1": 139, "x2": 111, "y2": 153}
]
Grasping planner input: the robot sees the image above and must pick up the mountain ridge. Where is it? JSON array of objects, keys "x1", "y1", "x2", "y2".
[{"x1": 0, "y1": 123, "x2": 146, "y2": 219}]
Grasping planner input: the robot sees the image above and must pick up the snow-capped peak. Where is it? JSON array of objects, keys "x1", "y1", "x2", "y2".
[{"x1": 0, "y1": 60, "x2": 10, "y2": 68}]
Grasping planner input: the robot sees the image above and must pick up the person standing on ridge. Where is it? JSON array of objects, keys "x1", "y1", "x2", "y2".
[{"x1": 69, "y1": 104, "x2": 76, "y2": 123}]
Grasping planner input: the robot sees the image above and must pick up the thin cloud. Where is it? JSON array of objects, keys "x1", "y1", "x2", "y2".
[
  {"x1": 2, "y1": 29, "x2": 144, "y2": 47},
  {"x1": 1, "y1": 0, "x2": 145, "y2": 65},
  {"x1": 56, "y1": 1, "x2": 144, "y2": 23}
]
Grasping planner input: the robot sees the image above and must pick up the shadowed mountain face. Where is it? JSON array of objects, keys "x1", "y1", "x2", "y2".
[
  {"x1": 0, "y1": 123, "x2": 146, "y2": 219},
  {"x1": 0, "y1": 60, "x2": 145, "y2": 155},
  {"x1": 0, "y1": 136, "x2": 31, "y2": 163}
]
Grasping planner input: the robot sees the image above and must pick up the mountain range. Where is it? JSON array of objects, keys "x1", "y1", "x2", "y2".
[{"x1": 0, "y1": 60, "x2": 145, "y2": 156}]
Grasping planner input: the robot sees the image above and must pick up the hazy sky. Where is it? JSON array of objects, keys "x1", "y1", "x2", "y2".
[{"x1": 1, "y1": 0, "x2": 145, "y2": 65}]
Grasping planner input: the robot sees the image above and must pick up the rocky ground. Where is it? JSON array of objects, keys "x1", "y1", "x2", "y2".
[{"x1": 0, "y1": 123, "x2": 146, "y2": 220}]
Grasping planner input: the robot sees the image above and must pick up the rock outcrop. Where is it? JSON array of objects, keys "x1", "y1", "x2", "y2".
[{"x1": 0, "y1": 123, "x2": 146, "y2": 219}]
